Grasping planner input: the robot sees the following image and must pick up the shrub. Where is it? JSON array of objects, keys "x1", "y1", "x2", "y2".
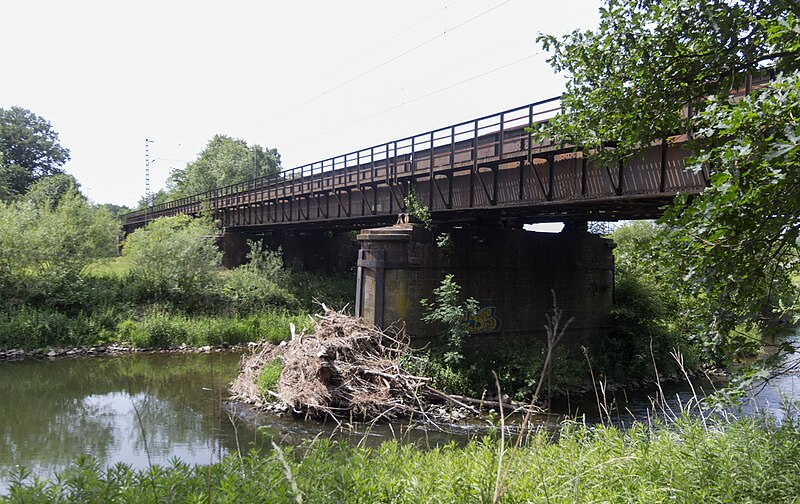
[
  {"x1": 0, "y1": 307, "x2": 94, "y2": 349},
  {"x1": 221, "y1": 267, "x2": 298, "y2": 313},
  {"x1": 588, "y1": 272, "x2": 701, "y2": 382},
  {"x1": 122, "y1": 215, "x2": 222, "y2": 311},
  {"x1": 420, "y1": 275, "x2": 478, "y2": 365}
]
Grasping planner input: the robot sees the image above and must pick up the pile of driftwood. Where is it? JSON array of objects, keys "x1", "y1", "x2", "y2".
[{"x1": 231, "y1": 307, "x2": 540, "y2": 422}]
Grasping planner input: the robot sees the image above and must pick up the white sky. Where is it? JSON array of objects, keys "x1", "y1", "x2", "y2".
[{"x1": 1, "y1": 0, "x2": 601, "y2": 207}]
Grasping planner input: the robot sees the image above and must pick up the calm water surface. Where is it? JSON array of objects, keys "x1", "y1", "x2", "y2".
[
  {"x1": 2, "y1": 331, "x2": 798, "y2": 493},
  {"x1": 0, "y1": 351, "x2": 462, "y2": 493}
]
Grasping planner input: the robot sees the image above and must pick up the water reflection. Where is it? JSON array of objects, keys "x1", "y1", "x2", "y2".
[
  {"x1": 558, "y1": 329, "x2": 800, "y2": 426},
  {"x1": 0, "y1": 352, "x2": 266, "y2": 492},
  {"x1": 2, "y1": 329, "x2": 799, "y2": 493}
]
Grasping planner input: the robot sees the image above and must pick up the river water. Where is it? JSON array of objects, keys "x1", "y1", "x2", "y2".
[{"x1": 1, "y1": 332, "x2": 798, "y2": 493}]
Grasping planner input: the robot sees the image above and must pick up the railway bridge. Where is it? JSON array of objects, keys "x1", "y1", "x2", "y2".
[{"x1": 122, "y1": 97, "x2": 703, "y2": 342}]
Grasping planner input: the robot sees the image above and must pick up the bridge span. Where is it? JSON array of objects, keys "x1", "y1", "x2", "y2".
[
  {"x1": 121, "y1": 97, "x2": 704, "y2": 344},
  {"x1": 122, "y1": 96, "x2": 703, "y2": 233}
]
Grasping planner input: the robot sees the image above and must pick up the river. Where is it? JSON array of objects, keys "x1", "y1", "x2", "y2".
[{"x1": 1, "y1": 331, "x2": 798, "y2": 493}]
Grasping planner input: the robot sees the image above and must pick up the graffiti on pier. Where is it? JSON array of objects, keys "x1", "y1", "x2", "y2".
[{"x1": 463, "y1": 306, "x2": 502, "y2": 334}]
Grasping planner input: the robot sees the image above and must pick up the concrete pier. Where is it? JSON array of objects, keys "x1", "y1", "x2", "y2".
[{"x1": 356, "y1": 223, "x2": 615, "y2": 342}]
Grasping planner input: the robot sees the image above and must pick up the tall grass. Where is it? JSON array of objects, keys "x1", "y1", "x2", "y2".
[
  {"x1": 5, "y1": 415, "x2": 800, "y2": 502},
  {"x1": 117, "y1": 311, "x2": 312, "y2": 348}
]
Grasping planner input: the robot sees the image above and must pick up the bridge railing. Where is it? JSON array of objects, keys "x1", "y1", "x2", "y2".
[{"x1": 123, "y1": 96, "x2": 562, "y2": 227}]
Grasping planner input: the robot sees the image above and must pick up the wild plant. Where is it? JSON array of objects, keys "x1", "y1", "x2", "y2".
[{"x1": 420, "y1": 274, "x2": 478, "y2": 365}]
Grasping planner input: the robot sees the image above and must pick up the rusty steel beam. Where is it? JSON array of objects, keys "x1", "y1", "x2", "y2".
[{"x1": 122, "y1": 97, "x2": 703, "y2": 233}]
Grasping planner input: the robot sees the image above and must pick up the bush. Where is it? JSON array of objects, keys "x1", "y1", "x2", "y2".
[
  {"x1": 123, "y1": 215, "x2": 222, "y2": 311},
  {"x1": 588, "y1": 272, "x2": 701, "y2": 382},
  {"x1": 0, "y1": 307, "x2": 94, "y2": 349},
  {"x1": 420, "y1": 275, "x2": 478, "y2": 365},
  {"x1": 0, "y1": 192, "x2": 118, "y2": 314}
]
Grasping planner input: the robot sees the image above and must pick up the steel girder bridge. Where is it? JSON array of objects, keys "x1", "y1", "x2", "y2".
[{"x1": 121, "y1": 96, "x2": 703, "y2": 233}]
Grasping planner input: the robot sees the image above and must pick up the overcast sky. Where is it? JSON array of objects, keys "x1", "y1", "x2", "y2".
[{"x1": 2, "y1": 0, "x2": 601, "y2": 207}]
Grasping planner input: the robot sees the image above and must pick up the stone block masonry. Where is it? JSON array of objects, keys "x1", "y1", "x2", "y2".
[{"x1": 356, "y1": 223, "x2": 615, "y2": 345}]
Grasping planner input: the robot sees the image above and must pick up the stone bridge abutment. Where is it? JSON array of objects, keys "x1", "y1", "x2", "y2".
[
  {"x1": 354, "y1": 223, "x2": 615, "y2": 344},
  {"x1": 219, "y1": 222, "x2": 615, "y2": 344}
]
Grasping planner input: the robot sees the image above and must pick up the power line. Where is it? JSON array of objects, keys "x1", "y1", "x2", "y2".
[
  {"x1": 281, "y1": 3, "x2": 596, "y2": 147},
  {"x1": 294, "y1": 50, "x2": 544, "y2": 145},
  {"x1": 368, "y1": 6, "x2": 597, "y2": 105},
  {"x1": 259, "y1": 0, "x2": 515, "y2": 126},
  {"x1": 394, "y1": 31, "x2": 536, "y2": 97},
  {"x1": 328, "y1": 0, "x2": 464, "y2": 75}
]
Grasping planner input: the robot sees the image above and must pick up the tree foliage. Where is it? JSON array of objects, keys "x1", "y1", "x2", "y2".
[
  {"x1": 166, "y1": 135, "x2": 281, "y2": 198},
  {"x1": 0, "y1": 107, "x2": 70, "y2": 196},
  {"x1": 122, "y1": 215, "x2": 221, "y2": 307},
  {"x1": 135, "y1": 189, "x2": 171, "y2": 210},
  {"x1": 540, "y1": 0, "x2": 800, "y2": 357},
  {"x1": 22, "y1": 173, "x2": 84, "y2": 209},
  {"x1": 420, "y1": 275, "x2": 478, "y2": 365},
  {"x1": 0, "y1": 194, "x2": 116, "y2": 275},
  {"x1": 96, "y1": 202, "x2": 132, "y2": 219}
]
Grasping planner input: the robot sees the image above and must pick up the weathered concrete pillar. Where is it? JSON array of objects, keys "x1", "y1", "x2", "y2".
[
  {"x1": 220, "y1": 230, "x2": 249, "y2": 269},
  {"x1": 355, "y1": 224, "x2": 418, "y2": 328},
  {"x1": 356, "y1": 224, "x2": 615, "y2": 343}
]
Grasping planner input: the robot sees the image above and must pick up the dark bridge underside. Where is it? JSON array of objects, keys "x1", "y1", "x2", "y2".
[{"x1": 123, "y1": 99, "x2": 704, "y2": 233}]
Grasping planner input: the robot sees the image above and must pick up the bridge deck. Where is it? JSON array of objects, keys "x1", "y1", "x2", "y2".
[{"x1": 123, "y1": 97, "x2": 704, "y2": 232}]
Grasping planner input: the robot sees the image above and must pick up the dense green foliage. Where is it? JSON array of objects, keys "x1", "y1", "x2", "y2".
[
  {"x1": 0, "y1": 107, "x2": 70, "y2": 197},
  {"x1": 590, "y1": 222, "x2": 702, "y2": 380},
  {"x1": 161, "y1": 134, "x2": 281, "y2": 202},
  {"x1": 123, "y1": 215, "x2": 222, "y2": 310},
  {"x1": 21, "y1": 174, "x2": 84, "y2": 209},
  {"x1": 0, "y1": 200, "x2": 352, "y2": 350},
  {"x1": 0, "y1": 190, "x2": 118, "y2": 315},
  {"x1": 539, "y1": 0, "x2": 800, "y2": 360},
  {"x1": 5, "y1": 416, "x2": 800, "y2": 502}
]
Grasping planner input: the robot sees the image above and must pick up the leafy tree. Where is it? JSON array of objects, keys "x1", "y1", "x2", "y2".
[
  {"x1": 0, "y1": 152, "x2": 8, "y2": 199},
  {"x1": 539, "y1": 0, "x2": 800, "y2": 359},
  {"x1": 96, "y1": 202, "x2": 132, "y2": 219},
  {"x1": 135, "y1": 189, "x2": 171, "y2": 210},
  {"x1": 0, "y1": 193, "x2": 116, "y2": 276},
  {"x1": 23, "y1": 174, "x2": 83, "y2": 209},
  {"x1": 0, "y1": 107, "x2": 70, "y2": 196},
  {"x1": 166, "y1": 135, "x2": 281, "y2": 198},
  {"x1": 122, "y1": 215, "x2": 221, "y2": 308},
  {"x1": 0, "y1": 191, "x2": 118, "y2": 310}
]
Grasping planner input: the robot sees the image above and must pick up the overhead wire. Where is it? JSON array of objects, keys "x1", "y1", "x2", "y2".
[
  {"x1": 257, "y1": 0, "x2": 515, "y2": 126},
  {"x1": 283, "y1": 3, "x2": 597, "y2": 148},
  {"x1": 293, "y1": 50, "x2": 545, "y2": 145},
  {"x1": 328, "y1": 0, "x2": 464, "y2": 75}
]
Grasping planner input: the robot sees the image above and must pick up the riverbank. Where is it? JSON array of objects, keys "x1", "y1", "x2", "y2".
[
  {"x1": 0, "y1": 342, "x2": 249, "y2": 362},
  {"x1": 4, "y1": 414, "x2": 799, "y2": 502}
]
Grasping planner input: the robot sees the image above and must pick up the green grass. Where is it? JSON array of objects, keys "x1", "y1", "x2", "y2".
[
  {"x1": 81, "y1": 256, "x2": 131, "y2": 278},
  {"x1": 116, "y1": 311, "x2": 312, "y2": 348},
  {"x1": 4, "y1": 416, "x2": 800, "y2": 502},
  {"x1": 0, "y1": 307, "x2": 312, "y2": 351},
  {"x1": 257, "y1": 358, "x2": 283, "y2": 398}
]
